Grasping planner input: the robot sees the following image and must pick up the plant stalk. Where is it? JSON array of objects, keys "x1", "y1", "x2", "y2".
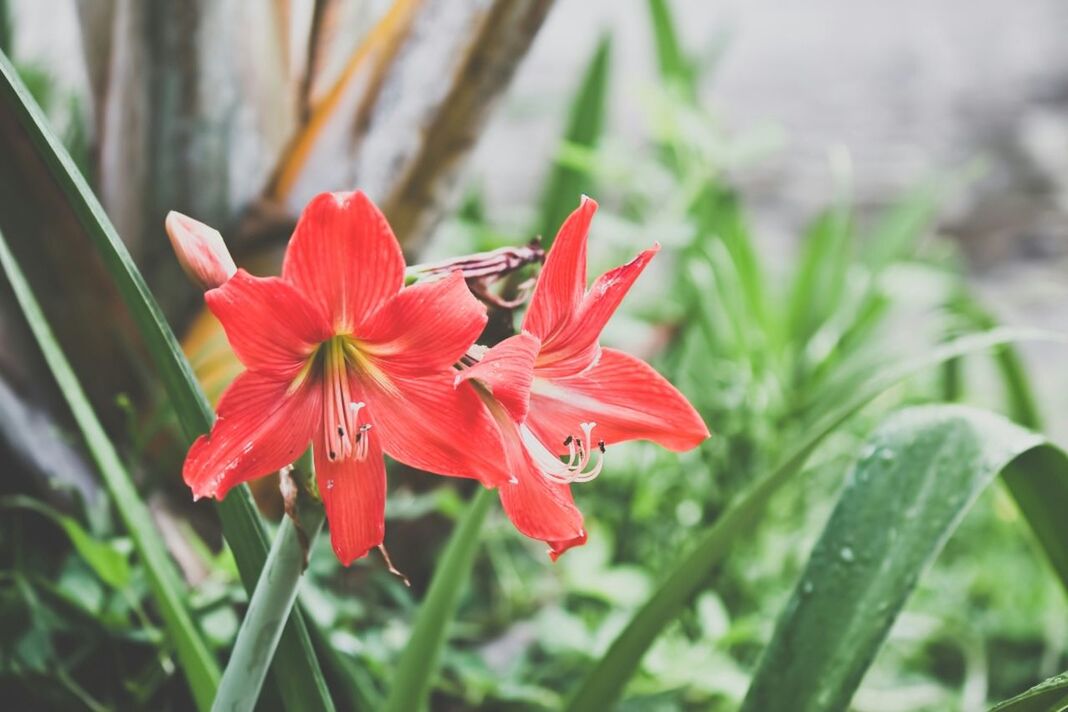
[{"x1": 213, "y1": 459, "x2": 325, "y2": 712}]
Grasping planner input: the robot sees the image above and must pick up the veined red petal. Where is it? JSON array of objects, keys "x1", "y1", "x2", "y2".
[
  {"x1": 492, "y1": 415, "x2": 587, "y2": 560},
  {"x1": 183, "y1": 371, "x2": 320, "y2": 500},
  {"x1": 470, "y1": 391, "x2": 587, "y2": 560},
  {"x1": 360, "y1": 370, "x2": 510, "y2": 486},
  {"x1": 522, "y1": 196, "x2": 596, "y2": 342},
  {"x1": 282, "y1": 191, "x2": 404, "y2": 333},
  {"x1": 527, "y1": 348, "x2": 709, "y2": 453},
  {"x1": 535, "y1": 245, "x2": 659, "y2": 378},
  {"x1": 358, "y1": 271, "x2": 487, "y2": 375},
  {"x1": 499, "y1": 472, "x2": 588, "y2": 561},
  {"x1": 314, "y1": 435, "x2": 386, "y2": 566},
  {"x1": 206, "y1": 269, "x2": 332, "y2": 378},
  {"x1": 456, "y1": 332, "x2": 541, "y2": 422}
]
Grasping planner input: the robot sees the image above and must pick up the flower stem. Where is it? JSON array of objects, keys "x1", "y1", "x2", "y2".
[
  {"x1": 213, "y1": 456, "x2": 325, "y2": 712},
  {"x1": 382, "y1": 487, "x2": 493, "y2": 712}
]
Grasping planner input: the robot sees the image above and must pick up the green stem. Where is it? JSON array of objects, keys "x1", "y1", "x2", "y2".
[
  {"x1": 0, "y1": 227, "x2": 220, "y2": 711},
  {"x1": 382, "y1": 487, "x2": 493, "y2": 712},
  {"x1": 213, "y1": 469, "x2": 325, "y2": 712}
]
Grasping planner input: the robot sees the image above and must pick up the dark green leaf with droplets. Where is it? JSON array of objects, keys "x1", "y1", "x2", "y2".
[{"x1": 742, "y1": 405, "x2": 1068, "y2": 712}]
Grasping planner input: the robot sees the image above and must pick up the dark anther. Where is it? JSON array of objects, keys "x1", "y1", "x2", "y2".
[
  {"x1": 337, "y1": 426, "x2": 345, "y2": 437},
  {"x1": 329, "y1": 450, "x2": 337, "y2": 460},
  {"x1": 563, "y1": 435, "x2": 573, "y2": 446},
  {"x1": 598, "y1": 440, "x2": 606, "y2": 453}
]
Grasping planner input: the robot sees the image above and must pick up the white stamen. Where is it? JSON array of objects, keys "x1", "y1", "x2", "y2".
[{"x1": 520, "y1": 422, "x2": 605, "y2": 485}]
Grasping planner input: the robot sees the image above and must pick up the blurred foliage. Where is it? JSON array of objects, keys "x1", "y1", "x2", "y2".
[{"x1": 0, "y1": 0, "x2": 1065, "y2": 710}]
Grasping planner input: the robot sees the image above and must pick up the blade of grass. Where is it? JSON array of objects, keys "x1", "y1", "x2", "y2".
[
  {"x1": 0, "y1": 226, "x2": 220, "y2": 711},
  {"x1": 0, "y1": 0, "x2": 9, "y2": 56},
  {"x1": 382, "y1": 487, "x2": 494, "y2": 712},
  {"x1": 786, "y1": 204, "x2": 853, "y2": 348},
  {"x1": 951, "y1": 293, "x2": 1043, "y2": 429},
  {"x1": 646, "y1": 0, "x2": 695, "y2": 95},
  {"x1": 741, "y1": 404, "x2": 1068, "y2": 711},
  {"x1": 564, "y1": 328, "x2": 1065, "y2": 711},
  {"x1": 0, "y1": 50, "x2": 333, "y2": 711},
  {"x1": 990, "y1": 670, "x2": 1068, "y2": 712},
  {"x1": 535, "y1": 35, "x2": 611, "y2": 244}
]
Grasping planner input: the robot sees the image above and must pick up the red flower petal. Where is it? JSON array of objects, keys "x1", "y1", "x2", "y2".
[
  {"x1": 527, "y1": 348, "x2": 709, "y2": 453},
  {"x1": 206, "y1": 269, "x2": 332, "y2": 379},
  {"x1": 314, "y1": 434, "x2": 387, "y2": 566},
  {"x1": 282, "y1": 191, "x2": 404, "y2": 333},
  {"x1": 359, "y1": 370, "x2": 510, "y2": 486},
  {"x1": 522, "y1": 196, "x2": 595, "y2": 342},
  {"x1": 493, "y1": 419, "x2": 587, "y2": 560},
  {"x1": 358, "y1": 271, "x2": 487, "y2": 375},
  {"x1": 536, "y1": 246, "x2": 659, "y2": 378},
  {"x1": 183, "y1": 371, "x2": 320, "y2": 500},
  {"x1": 455, "y1": 332, "x2": 541, "y2": 422}
]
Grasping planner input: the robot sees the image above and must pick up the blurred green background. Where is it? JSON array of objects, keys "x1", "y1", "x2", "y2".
[{"x1": 1, "y1": 1, "x2": 1066, "y2": 710}]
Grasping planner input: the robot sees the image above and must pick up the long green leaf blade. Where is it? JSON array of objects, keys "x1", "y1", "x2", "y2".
[
  {"x1": 564, "y1": 328, "x2": 1063, "y2": 711},
  {"x1": 536, "y1": 35, "x2": 611, "y2": 244},
  {"x1": 382, "y1": 487, "x2": 494, "y2": 712},
  {"x1": 990, "y1": 671, "x2": 1068, "y2": 712},
  {"x1": 0, "y1": 50, "x2": 332, "y2": 710},
  {"x1": 741, "y1": 404, "x2": 1068, "y2": 711},
  {"x1": 646, "y1": 0, "x2": 694, "y2": 93},
  {"x1": 0, "y1": 227, "x2": 220, "y2": 711}
]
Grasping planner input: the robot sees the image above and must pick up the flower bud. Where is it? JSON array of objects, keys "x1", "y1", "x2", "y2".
[{"x1": 165, "y1": 211, "x2": 238, "y2": 291}]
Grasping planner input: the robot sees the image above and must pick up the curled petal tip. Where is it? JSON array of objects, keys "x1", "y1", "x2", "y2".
[
  {"x1": 547, "y1": 528, "x2": 588, "y2": 561},
  {"x1": 165, "y1": 211, "x2": 237, "y2": 291}
]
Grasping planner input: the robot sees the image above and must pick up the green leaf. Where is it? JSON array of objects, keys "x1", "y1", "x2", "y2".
[
  {"x1": 0, "y1": 0, "x2": 9, "y2": 57},
  {"x1": 0, "y1": 495, "x2": 130, "y2": 589},
  {"x1": 741, "y1": 405, "x2": 1068, "y2": 712},
  {"x1": 0, "y1": 50, "x2": 333, "y2": 711},
  {"x1": 990, "y1": 671, "x2": 1068, "y2": 712},
  {"x1": 0, "y1": 227, "x2": 220, "y2": 711},
  {"x1": 564, "y1": 328, "x2": 1063, "y2": 711},
  {"x1": 536, "y1": 35, "x2": 611, "y2": 244},
  {"x1": 646, "y1": 0, "x2": 695, "y2": 95},
  {"x1": 786, "y1": 205, "x2": 853, "y2": 347},
  {"x1": 382, "y1": 487, "x2": 494, "y2": 712},
  {"x1": 949, "y1": 291, "x2": 1043, "y2": 429}
]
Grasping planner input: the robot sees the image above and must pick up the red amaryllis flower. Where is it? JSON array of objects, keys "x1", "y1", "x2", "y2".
[
  {"x1": 460, "y1": 197, "x2": 709, "y2": 559},
  {"x1": 184, "y1": 191, "x2": 506, "y2": 565}
]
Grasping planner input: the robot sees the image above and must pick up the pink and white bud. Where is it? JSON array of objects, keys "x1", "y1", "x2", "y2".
[{"x1": 165, "y1": 211, "x2": 237, "y2": 291}]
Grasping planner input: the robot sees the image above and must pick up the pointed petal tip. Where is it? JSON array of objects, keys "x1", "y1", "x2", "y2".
[
  {"x1": 333, "y1": 543, "x2": 367, "y2": 567},
  {"x1": 548, "y1": 528, "x2": 589, "y2": 561},
  {"x1": 190, "y1": 484, "x2": 215, "y2": 502}
]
